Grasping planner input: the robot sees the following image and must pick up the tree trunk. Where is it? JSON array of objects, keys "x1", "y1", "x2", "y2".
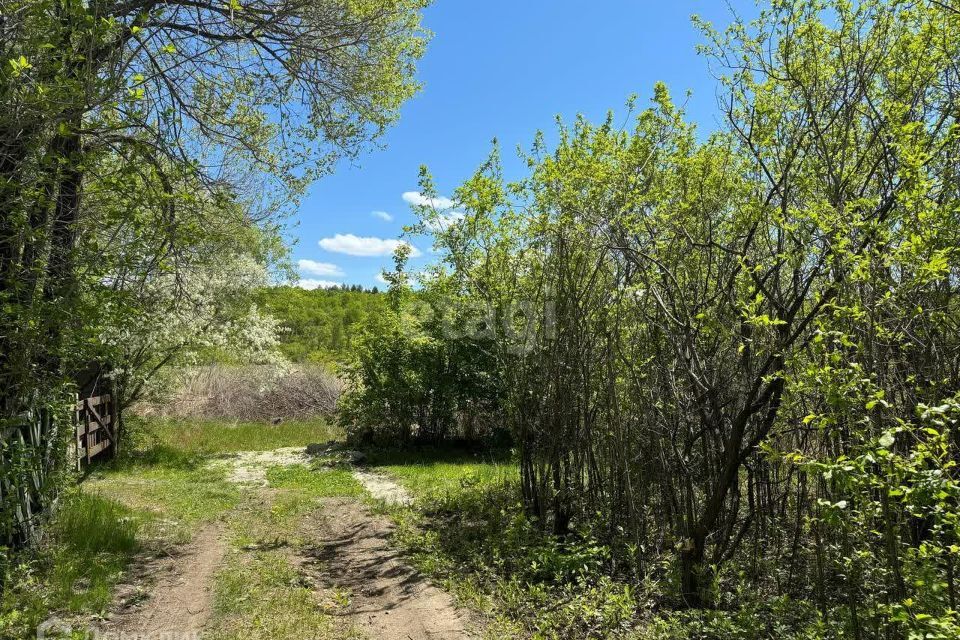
[{"x1": 680, "y1": 530, "x2": 707, "y2": 608}]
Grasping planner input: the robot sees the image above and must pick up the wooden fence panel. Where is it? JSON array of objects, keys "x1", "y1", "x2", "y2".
[{"x1": 75, "y1": 394, "x2": 116, "y2": 467}]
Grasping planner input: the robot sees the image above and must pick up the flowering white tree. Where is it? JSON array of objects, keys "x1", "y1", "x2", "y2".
[{"x1": 96, "y1": 253, "x2": 284, "y2": 412}]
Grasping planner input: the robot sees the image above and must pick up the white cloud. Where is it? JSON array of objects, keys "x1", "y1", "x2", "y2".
[
  {"x1": 402, "y1": 191, "x2": 455, "y2": 209},
  {"x1": 298, "y1": 259, "x2": 344, "y2": 278},
  {"x1": 297, "y1": 279, "x2": 341, "y2": 290},
  {"x1": 403, "y1": 191, "x2": 464, "y2": 231},
  {"x1": 318, "y1": 233, "x2": 422, "y2": 258},
  {"x1": 371, "y1": 210, "x2": 393, "y2": 222}
]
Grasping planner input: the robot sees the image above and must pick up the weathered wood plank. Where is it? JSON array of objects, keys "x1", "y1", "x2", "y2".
[
  {"x1": 85, "y1": 403, "x2": 114, "y2": 442},
  {"x1": 88, "y1": 439, "x2": 110, "y2": 458},
  {"x1": 73, "y1": 413, "x2": 111, "y2": 436},
  {"x1": 74, "y1": 392, "x2": 117, "y2": 467},
  {"x1": 75, "y1": 394, "x2": 110, "y2": 411}
]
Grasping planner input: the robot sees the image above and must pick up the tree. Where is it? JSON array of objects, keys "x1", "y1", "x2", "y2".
[
  {"x1": 397, "y1": 1, "x2": 960, "y2": 629},
  {"x1": 0, "y1": 0, "x2": 431, "y2": 545},
  {"x1": 2, "y1": 0, "x2": 430, "y2": 394}
]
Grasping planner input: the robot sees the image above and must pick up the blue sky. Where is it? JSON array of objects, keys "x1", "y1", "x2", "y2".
[{"x1": 290, "y1": 1, "x2": 755, "y2": 290}]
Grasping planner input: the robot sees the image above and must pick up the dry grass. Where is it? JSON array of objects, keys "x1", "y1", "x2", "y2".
[{"x1": 143, "y1": 364, "x2": 342, "y2": 422}]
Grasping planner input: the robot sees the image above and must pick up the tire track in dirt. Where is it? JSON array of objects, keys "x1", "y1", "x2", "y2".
[
  {"x1": 90, "y1": 453, "x2": 477, "y2": 640},
  {"x1": 300, "y1": 495, "x2": 476, "y2": 640},
  {"x1": 97, "y1": 522, "x2": 226, "y2": 638}
]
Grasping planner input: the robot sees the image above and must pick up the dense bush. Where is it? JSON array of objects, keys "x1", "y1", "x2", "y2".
[
  {"x1": 144, "y1": 364, "x2": 342, "y2": 422},
  {"x1": 338, "y1": 251, "x2": 503, "y2": 445},
  {"x1": 378, "y1": 1, "x2": 960, "y2": 636}
]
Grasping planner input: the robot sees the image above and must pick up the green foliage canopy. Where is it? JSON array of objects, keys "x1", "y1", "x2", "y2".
[{"x1": 344, "y1": 1, "x2": 960, "y2": 635}]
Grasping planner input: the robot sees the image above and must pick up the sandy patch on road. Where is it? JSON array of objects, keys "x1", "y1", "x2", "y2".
[
  {"x1": 351, "y1": 469, "x2": 412, "y2": 506},
  {"x1": 215, "y1": 447, "x2": 310, "y2": 485}
]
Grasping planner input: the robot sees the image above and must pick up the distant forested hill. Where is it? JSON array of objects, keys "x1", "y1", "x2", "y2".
[{"x1": 257, "y1": 286, "x2": 386, "y2": 364}]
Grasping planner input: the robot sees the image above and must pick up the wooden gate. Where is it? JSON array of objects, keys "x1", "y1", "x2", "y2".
[{"x1": 74, "y1": 393, "x2": 116, "y2": 468}]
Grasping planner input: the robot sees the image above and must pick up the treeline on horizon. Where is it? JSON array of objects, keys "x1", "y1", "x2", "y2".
[{"x1": 256, "y1": 285, "x2": 387, "y2": 364}]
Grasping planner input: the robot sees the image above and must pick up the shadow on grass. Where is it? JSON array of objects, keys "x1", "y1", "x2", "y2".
[
  {"x1": 84, "y1": 443, "x2": 205, "y2": 477},
  {"x1": 361, "y1": 440, "x2": 514, "y2": 468}
]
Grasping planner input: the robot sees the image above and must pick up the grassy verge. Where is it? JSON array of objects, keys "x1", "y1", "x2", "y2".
[
  {"x1": 365, "y1": 444, "x2": 516, "y2": 500},
  {"x1": 369, "y1": 446, "x2": 827, "y2": 640},
  {"x1": 85, "y1": 461, "x2": 240, "y2": 543},
  {"x1": 0, "y1": 416, "x2": 340, "y2": 640},
  {"x1": 128, "y1": 416, "x2": 341, "y2": 456},
  {"x1": 0, "y1": 493, "x2": 144, "y2": 638}
]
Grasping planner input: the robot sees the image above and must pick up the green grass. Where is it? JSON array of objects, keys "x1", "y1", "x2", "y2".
[
  {"x1": 266, "y1": 465, "x2": 365, "y2": 498},
  {"x1": 52, "y1": 492, "x2": 140, "y2": 556},
  {"x1": 86, "y1": 464, "x2": 240, "y2": 541},
  {"x1": 1, "y1": 415, "x2": 311, "y2": 639},
  {"x1": 207, "y1": 545, "x2": 345, "y2": 640},
  {"x1": 131, "y1": 416, "x2": 341, "y2": 456},
  {"x1": 365, "y1": 445, "x2": 517, "y2": 500},
  {"x1": 4, "y1": 420, "x2": 531, "y2": 640},
  {"x1": 207, "y1": 484, "x2": 365, "y2": 640},
  {"x1": 46, "y1": 494, "x2": 142, "y2": 614},
  {"x1": 0, "y1": 493, "x2": 145, "y2": 639},
  {"x1": 83, "y1": 417, "x2": 337, "y2": 541},
  {"x1": 1, "y1": 416, "x2": 358, "y2": 640}
]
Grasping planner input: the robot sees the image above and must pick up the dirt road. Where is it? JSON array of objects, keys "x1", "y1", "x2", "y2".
[{"x1": 90, "y1": 452, "x2": 476, "y2": 640}]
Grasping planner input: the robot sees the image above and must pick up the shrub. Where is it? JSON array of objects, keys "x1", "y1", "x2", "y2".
[
  {"x1": 338, "y1": 305, "x2": 502, "y2": 445},
  {"x1": 338, "y1": 249, "x2": 504, "y2": 445},
  {"x1": 143, "y1": 364, "x2": 341, "y2": 422}
]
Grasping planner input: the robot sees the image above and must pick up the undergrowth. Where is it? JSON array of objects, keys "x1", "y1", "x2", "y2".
[
  {"x1": 0, "y1": 493, "x2": 143, "y2": 639},
  {"x1": 391, "y1": 480, "x2": 638, "y2": 638},
  {"x1": 387, "y1": 469, "x2": 829, "y2": 639}
]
